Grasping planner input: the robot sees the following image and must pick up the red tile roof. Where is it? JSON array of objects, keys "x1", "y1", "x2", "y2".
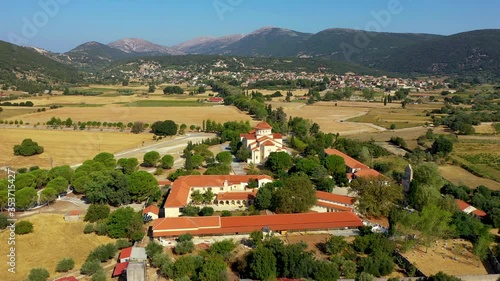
[
  {"x1": 353, "y1": 169, "x2": 381, "y2": 178},
  {"x1": 164, "y1": 175, "x2": 272, "y2": 208},
  {"x1": 153, "y1": 216, "x2": 221, "y2": 232},
  {"x1": 316, "y1": 201, "x2": 353, "y2": 212},
  {"x1": 316, "y1": 191, "x2": 355, "y2": 205},
  {"x1": 324, "y1": 148, "x2": 369, "y2": 170},
  {"x1": 272, "y1": 133, "x2": 283, "y2": 139},
  {"x1": 262, "y1": 140, "x2": 275, "y2": 146},
  {"x1": 143, "y1": 205, "x2": 160, "y2": 216},
  {"x1": 54, "y1": 277, "x2": 79, "y2": 281},
  {"x1": 112, "y1": 262, "x2": 129, "y2": 277},
  {"x1": 153, "y1": 212, "x2": 363, "y2": 237},
  {"x1": 208, "y1": 97, "x2": 224, "y2": 102},
  {"x1": 217, "y1": 190, "x2": 257, "y2": 201},
  {"x1": 254, "y1": 121, "x2": 272, "y2": 129},
  {"x1": 456, "y1": 199, "x2": 487, "y2": 217},
  {"x1": 66, "y1": 210, "x2": 80, "y2": 216},
  {"x1": 119, "y1": 247, "x2": 132, "y2": 260}
]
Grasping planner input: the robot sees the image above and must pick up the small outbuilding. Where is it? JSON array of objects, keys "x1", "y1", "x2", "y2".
[{"x1": 64, "y1": 210, "x2": 81, "y2": 222}]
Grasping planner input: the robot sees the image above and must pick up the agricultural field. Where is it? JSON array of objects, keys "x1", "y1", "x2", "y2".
[
  {"x1": 450, "y1": 138, "x2": 500, "y2": 183},
  {"x1": 0, "y1": 107, "x2": 38, "y2": 119},
  {"x1": 0, "y1": 214, "x2": 115, "y2": 281},
  {"x1": 438, "y1": 165, "x2": 500, "y2": 190},
  {"x1": 0, "y1": 128, "x2": 152, "y2": 168},
  {"x1": 346, "y1": 103, "x2": 440, "y2": 129},
  {"x1": 401, "y1": 239, "x2": 488, "y2": 276},
  {"x1": 267, "y1": 101, "x2": 387, "y2": 135},
  {"x1": 6, "y1": 105, "x2": 254, "y2": 127}
]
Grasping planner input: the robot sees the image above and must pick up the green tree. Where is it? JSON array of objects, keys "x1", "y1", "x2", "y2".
[
  {"x1": 40, "y1": 187, "x2": 58, "y2": 204},
  {"x1": 46, "y1": 176, "x2": 69, "y2": 194},
  {"x1": 175, "y1": 240, "x2": 195, "y2": 255},
  {"x1": 426, "y1": 271, "x2": 463, "y2": 281},
  {"x1": 160, "y1": 154, "x2": 174, "y2": 169},
  {"x1": 350, "y1": 176, "x2": 403, "y2": 217},
  {"x1": 143, "y1": 151, "x2": 161, "y2": 167},
  {"x1": 56, "y1": 258, "x2": 75, "y2": 272},
  {"x1": 48, "y1": 165, "x2": 74, "y2": 182},
  {"x1": 191, "y1": 154, "x2": 204, "y2": 168},
  {"x1": 84, "y1": 204, "x2": 111, "y2": 222},
  {"x1": 26, "y1": 268, "x2": 50, "y2": 281},
  {"x1": 15, "y1": 220, "x2": 34, "y2": 234},
  {"x1": 106, "y1": 207, "x2": 144, "y2": 240},
  {"x1": 324, "y1": 235, "x2": 348, "y2": 255},
  {"x1": 80, "y1": 259, "x2": 102, "y2": 275},
  {"x1": 14, "y1": 172, "x2": 37, "y2": 190},
  {"x1": 265, "y1": 151, "x2": 293, "y2": 174},
  {"x1": 324, "y1": 155, "x2": 347, "y2": 175},
  {"x1": 13, "y1": 138, "x2": 44, "y2": 156},
  {"x1": 128, "y1": 171, "x2": 158, "y2": 202},
  {"x1": 356, "y1": 272, "x2": 375, "y2": 281},
  {"x1": 199, "y1": 255, "x2": 228, "y2": 281},
  {"x1": 254, "y1": 184, "x2": 274, "y2": 210},
  {"x1": 146, "y1": 241, "x2": 164, "y2": 258},
  {"x1": 312, "y1": 260, "x2": 339, "y2": 281},
  {"x1": 235, "y1": 145, "x2": 250, "y2": 162},
  {"x1": 131, "y1": 121, "x2": 145, "y2": 134},
  {"x1": 431, "y1": 135, "x2": 453, "y2": 156},
  {"x1": 247, "y1": 246, "x2": 277, "y2": 281},
  {"x1": 181, "y1": 205, "x2": 200, "y2": 216},
  {"x1": 272, "y1": 174, "x2": 316, "y2": 213},
  {"x1": 209, "y1": 240, "x2": 236, "y2": 259},
  {"x1": 117, "y1": 158, "x2": 139, "y2": 175},
  {"x1": 15, "y1": 187, "x2": 37, "y2": 210},
  {"x1": 199, "y1": 206, "x2": 214, "y2": 216},
  {"x1": 93, "y1": 152, "x2": 116, "y2": 168},
  {"x1": 151, "y1": 120, "x2": 178, "y2": 136},
  {"x1": 90, "y1": 269, "x2": 106, "y2": 281},
  {"x1": 216, "y1": 151, "x2": 233, "y2": 165}
]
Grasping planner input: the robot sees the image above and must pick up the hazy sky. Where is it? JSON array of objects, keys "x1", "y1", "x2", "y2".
[{"x1": 0, "y1": 0, "x2": 499, "y2": 53}]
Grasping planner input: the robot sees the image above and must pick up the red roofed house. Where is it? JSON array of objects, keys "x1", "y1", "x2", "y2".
[
  {"x1": 152, "y1": 212, "x2": 363, "y2": 241},
  {"x1": 240, "y1": 121, "x2": 285, "y2": 164},
  {"x1": 207, "y1": 97, "x2": 224, "y2": 103},
  {"x1": 456, "y1": 199, "x2": 487, "y2": 218},
  {"x1": 164, "y1": 175, "x2": 273, "y2": 217},
  {"x1": 112, "y1": 261, "x2": 129, "y2": 277},
  {"x1": 143, "y1": 205, "x2": 160, "y2": 220},
  {"x1": 313, "y1": 191, "x2": 355, "y2": 213},
  {"x1": 324, "y1": 148, "x2": 382, "y2": 182}
]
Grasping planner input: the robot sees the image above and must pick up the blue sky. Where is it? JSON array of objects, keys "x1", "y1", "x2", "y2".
[{"x1": 0, "y1": 0, "x2": 499, "y2": 53}]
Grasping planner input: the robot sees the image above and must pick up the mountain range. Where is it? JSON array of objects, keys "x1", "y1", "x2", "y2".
[{"x1": 1, "y1": 26, "x2": 499, "y2": 79}]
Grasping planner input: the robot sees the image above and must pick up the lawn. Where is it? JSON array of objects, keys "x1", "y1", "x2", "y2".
[
  {"x1": 0, "y1": 128, "x2": 152, "y2": 168},
  {"x1": 0, "y1": 214, "x2": 116, "y2": 281},
  {"x1": 346, "y1": 106, "x2": 434, "y2": 129}
]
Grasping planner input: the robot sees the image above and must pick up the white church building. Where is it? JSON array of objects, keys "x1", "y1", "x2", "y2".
[{"x1": 240, "y1": 121, "x2": 285, "y2": 164}]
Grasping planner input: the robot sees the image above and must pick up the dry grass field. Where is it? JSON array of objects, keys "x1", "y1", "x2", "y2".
[
  {"x1": 438, "y1": 165, "x2": 500, "y2": 190},
  {"x1": 346, "y1": 103, "x2": 439, "y2": 129},
  {"x1": 8, "y1": 106, "x2": 254, "y2": 127},
  {"x1": 474, "y1": 122, "x2": 497, "y2": 134},
  {"x1": 0, "y1": 107, "x2": 38, "y2": 119},
  {"x1": 401, "y1": 239, "x2": 488, "y2": 276},
  {"x1": 0, "y1": 214, "x2": 115, "y2": 281},
  {"x1": 267, "y1": 101, "x2": 384, "y2": 135},
  {"x1": 0, "y1": 128, "x2": 152, "y2": 168}
]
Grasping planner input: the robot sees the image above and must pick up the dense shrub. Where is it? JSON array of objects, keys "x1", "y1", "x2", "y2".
[
  {"x1": 55, "y1": 258, "x2": 75, "y2": 272},
  {"x1": 15, "y1": 220, "x2": 33, "y2": 234},
  {"x1": 13, "y1": 138, "x2": 44, "y2": 156}
]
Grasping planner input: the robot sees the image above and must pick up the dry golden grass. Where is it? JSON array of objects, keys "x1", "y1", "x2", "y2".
[
  {"x1": 0, "y1": 128, "x2": 152, "y2": 168},
  {"x1": 0, "y1": 214, "x2": 115, "y2": 281},
  {"x1": 474, "y1": 122, "x2": 497, "y2": 134},
  {"x1": 267, "y1": 101, "x2": 381, "y2": 134},
  {"x1": 9, "y1": 106, "x2": 253, "y2": 126},
  {"x1": 401, "y1": 239, "x2": 487, "y2": 276},
  {"x1": 347, "y1": 104, "x2": 435, "y2": 129},
  {"x1": 0, "y1": 107, "x2": 38, "y2": 119},
  {"x1": 438, "y1": 165, "x2": 500, "y2": 190}
]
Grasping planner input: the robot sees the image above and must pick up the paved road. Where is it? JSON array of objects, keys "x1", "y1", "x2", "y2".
[
  {"x1": 71, "y1": 132, "x2": 217, "y2": 168},
  {"x1": 219, "y1": 143, "x2": 246, "y2": 175}
]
